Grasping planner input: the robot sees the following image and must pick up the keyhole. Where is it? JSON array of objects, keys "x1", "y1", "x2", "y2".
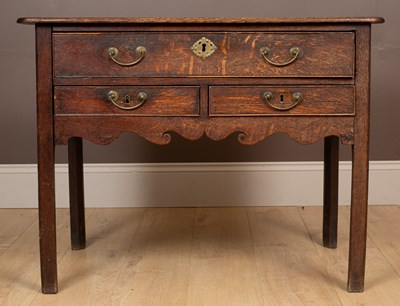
[
  {"x1": 202, "y1": 43, "x2": 207, "y2": 52},
  {"x1": 125, "y1": 95, "x2": 131, "y2": 104},
  {"x1": 280, "y1": 94, "x2": 284, "y2": 104}
]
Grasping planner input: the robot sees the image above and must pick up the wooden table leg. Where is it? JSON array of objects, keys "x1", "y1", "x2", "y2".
[
  {"x1": 323, "y1": 136, "x2": 339, "y2": 248},
  {"x1": 36, "y1": 25, "x2": 57, "y2": 294},
  {"x1": 38, "y1": 135, "x2": 57, "y2": 294},
  {"x1": 347, "y1": 24, "x2": 371, "y2": 293},
  {"x1": 68, "y1": 137, "x2": 86, "y2": 250},
  {"x1": 347, "y1": 141, "x2": 369, "y2": 292}
]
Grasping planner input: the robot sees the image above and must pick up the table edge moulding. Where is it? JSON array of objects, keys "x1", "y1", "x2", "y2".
[{"x1": 17, "y1": 17, "x2": 384, "y2": 294}]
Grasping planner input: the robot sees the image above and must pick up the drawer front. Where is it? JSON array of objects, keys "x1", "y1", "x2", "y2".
[
  {"x1": 53, "y1": 32, "x2": 354, "y2": 78},
  {"x1": 209, "y1": 86, "x2": 354, "y2": 116},
  {"x1": 55, "y1": 86, "x2": 200, "y2": 116}
]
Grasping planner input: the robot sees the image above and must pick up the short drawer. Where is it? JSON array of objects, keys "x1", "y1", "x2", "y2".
[
  {"x1": 55, "y1": 86, "x2": 200, "y2": 116},
  {"x1": 209, "y1": 86, "x2": 355, "y2": 116},
  {"x1": 53, "y1": 32, "x2": 354, "y2": 78}
]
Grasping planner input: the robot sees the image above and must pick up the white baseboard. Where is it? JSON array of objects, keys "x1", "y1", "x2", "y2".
[{"x1": 0, "y1": 161, "x2": 399, "y2": 208}]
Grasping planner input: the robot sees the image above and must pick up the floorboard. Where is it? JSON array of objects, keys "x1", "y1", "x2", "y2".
[
  {"x1": 248, "y1": 207, "x2": 342, "y2": 305},
  {"x1": 186, "y1": 207, "x2": 264, "y2": 306},
  {"x1": 299, "y1": 206, "x2": 400, "y2": 306},
  {"x1": 111, "y1": 208, "x2": 195, "y2": 306},
  {"x1": 1, "y1": 206, "x2": 399, "y2": 305}
]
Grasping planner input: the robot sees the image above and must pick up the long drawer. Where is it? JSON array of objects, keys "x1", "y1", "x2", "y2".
[{"x1": 53, "y1": 32, "x2": 355, "y2": 78}]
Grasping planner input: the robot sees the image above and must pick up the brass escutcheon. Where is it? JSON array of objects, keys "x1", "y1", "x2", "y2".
[
  {"x1": 191, "y1": 37, "x2": 217, "y2": 59},
  {"x1": 263, "y1": 91, "x2": 303, "y2": 111},
  {"x1": 107, "y1": 90, "x2": 148, "y2": 110}
]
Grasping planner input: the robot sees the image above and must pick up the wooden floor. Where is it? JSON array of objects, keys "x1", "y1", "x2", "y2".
[{"x1": 1, "y1": 206, "x2": 400, "y2": 305}]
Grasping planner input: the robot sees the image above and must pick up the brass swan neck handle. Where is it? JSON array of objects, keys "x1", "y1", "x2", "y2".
[
  {"x1": 108, "y1": 46, "x2": 147, "y2": 67},
  {"x1": 260, "y1": 47, "x2": 301, "y2": 67}
]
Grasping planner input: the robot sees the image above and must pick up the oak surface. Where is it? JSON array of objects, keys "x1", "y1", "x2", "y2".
[
  {"x1": 20, "y1": 17, "x2": 383, "y2": 293},
  {"x1": 55, "y1": 86, "x2": 200, "y2": 116},
  {"x1": 53, "y1": 32, "x2": 355, "y2": 78},
  {"x1": 209, "y1": 86, "x2": 355, "y2": 116},
  {"x1": 17, "y1": 17, "x2": 385, "y2": 24}
]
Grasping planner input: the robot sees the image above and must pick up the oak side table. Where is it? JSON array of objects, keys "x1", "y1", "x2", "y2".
[{"x1": 17, "y1": 17, "x2": 384, "y2": 293}]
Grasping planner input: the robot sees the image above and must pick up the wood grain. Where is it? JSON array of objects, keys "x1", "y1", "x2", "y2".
[
  {"x1": 0, "y1": 209, "x2": 36, "y2": 252},
  {"x1": 248, "y1": 207, "x2": 342, "y2": 305},
  {"x1": 0, "y1": 209, "x2": 76, "y2": 305},
  {"x1": 54, "y1": 116, "x2": 355, "y2": 146},
  {"x1": 68, "y1": 137, "x2": 86, "y2": 250},
  {"x1": 53, "y1": 76, "x2": 355, "y2": 86},
  {"x1": 367, "y1": 206, "x2": 400, "y2": 276},
  {"x1": 55, "y1": 86, "x2": 200, "y2": 116},
  {"x1": 35, "y1": 25, "x2": 57, "y2": 294},
  {"x1": 53, "y1": 32, "x2": 355, "y2": 78},
  {"x1": 17, "y1": 17, "x2": 385, "y2": 25},
  {"x1": 20, "y1": 17, "x2": 384, "y2": 294},
  {"x1": 2, "y1": 206, "x2": 400, "y2": 305},
  {"x1": 323, "y1": 136, "x2": 339, "y2": 248},
  {"x1": 299, "y1": 206, "x2": 400, "y2": 305},
  {"x1": 111, "y1": 208, "x2": 195, "y2": 306},
  {"x1": 31, "y1": 208, "x2": 144, "y2": 306},
  {"x1": 347, "y1": 24, "x2": 371, "y2": 292},
  {"x1": 209, "y1": 86, "x2": 355, "y2": 116},
  {"x1": 187, "y1": 208, "x2": 264, "y2": 305}
]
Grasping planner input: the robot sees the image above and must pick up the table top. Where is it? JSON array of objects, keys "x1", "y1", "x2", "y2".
[{"x1": 17, "y1": 17, "x2": 385, "y2": 25}]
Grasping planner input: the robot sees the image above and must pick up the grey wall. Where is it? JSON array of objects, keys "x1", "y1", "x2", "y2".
[{"x1": 0, "y1": 0, "x2": 397, "y2": 164}]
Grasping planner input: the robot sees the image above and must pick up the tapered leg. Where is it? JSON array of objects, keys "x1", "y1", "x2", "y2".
[
  {"x1": 68, "y1": 137, "x2": 86, "y2": 250},
  {"x1": 36, "y1": 25, "x2": 58, "y2": 294},
  {"x1": 347, "y1": 24, "x2": 371, "y2": 293},
  {"x1": 323, "y1": 136, "x2": 339, "y2": 248},
  {"x1": 347, "y1": 142, "x2": 369, "y2": 292},
  {"x1": 38, "y1": 132, "x2": 57, "y2": 294}
]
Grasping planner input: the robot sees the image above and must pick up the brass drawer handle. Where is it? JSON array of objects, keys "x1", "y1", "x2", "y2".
[
  {"x1": 263, "y1": 92, "x2": 303, "y2": 111},
  {"x1": 260, "y1": 47, "x2": 301, "y2": 67},
  {"x1": 108, "y1": 46, "x2": 146, "y2": 66},
  {"x1": 107, "y1": 90, "x2": 148, "y2": 110}
]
